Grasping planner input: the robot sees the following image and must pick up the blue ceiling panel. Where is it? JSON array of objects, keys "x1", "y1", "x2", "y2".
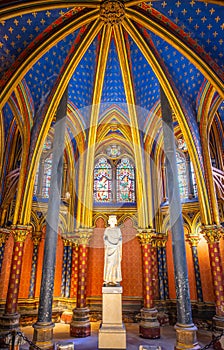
[
  {"x1": 68, "y1": 36, "x2": 98, "y2": 117},
  {"x1": 128, "y1": 35, "x2": 160, "y2": 130},
  {"x1": 25, "y1": 32, "x2": 77, "y2": 115},
  {"x1": 2, "y1": 102, "x2": 14, "y2": 139},
  {"x1": 150, "y1": 0, "x2": 224, "y2": 69},
  {"x1": 0, "y1": 8, "x2": 70, "y2": 78},
  {"x1": 101, "y1": 38, "x2": 127, "y2": 108},
  {"x1": 149, "y1": 31, "x2": 203, "y2": 115}
]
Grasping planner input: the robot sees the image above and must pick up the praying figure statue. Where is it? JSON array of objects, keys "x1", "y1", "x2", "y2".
[{"x1": 103, "y1": 215, "x2": 122, "y2": 286}]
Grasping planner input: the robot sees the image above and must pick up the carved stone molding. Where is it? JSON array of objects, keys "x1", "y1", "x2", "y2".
[{"x1": 100, "y1": 0, "x2": 125, "y2": 25}]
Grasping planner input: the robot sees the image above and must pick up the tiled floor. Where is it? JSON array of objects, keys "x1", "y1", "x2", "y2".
[{"x1": 20, "y1": 322, "x2": 213, "y2": 349}]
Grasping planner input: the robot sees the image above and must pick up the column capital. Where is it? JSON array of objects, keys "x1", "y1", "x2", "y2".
[
  {"x1": 77, "y1": 228, "x2": 93, "y2": 245},
  {"x1": 11, "y1": 225, "x2": 32, "y2": 243},
  {"x1": 186, "y1": 234, "x2": 200, "y2": 247},
  {"x1": 137, "y1": 228, "x2": 156, "y2": 245},
  {"x1": 201, "y1": 224, "x2": 223, "y2": 244},
  {"x1": 0, "y1": 228, "x2": 10, "y2": 245},
  {"x1": 32, "y1": 231, "x2": 42, "y2": 245}
]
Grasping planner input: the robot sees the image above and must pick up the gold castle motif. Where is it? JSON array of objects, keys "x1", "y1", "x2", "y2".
[{"x1": 100, "y1": 1, "x2": 125, "y2": 25}]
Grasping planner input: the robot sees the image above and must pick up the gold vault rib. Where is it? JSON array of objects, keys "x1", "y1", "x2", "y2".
[{"x1": 21, "y1": 18, "x2": 104, "y2": 223}]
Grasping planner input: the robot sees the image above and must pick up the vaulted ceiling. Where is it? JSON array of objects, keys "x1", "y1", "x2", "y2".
[{"x1": 0, "y1": 0, "x2": 223, "y2": 160}]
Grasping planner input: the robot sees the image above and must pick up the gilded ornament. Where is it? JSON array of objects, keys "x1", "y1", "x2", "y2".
[
  {"x1": 100, "y1": 1, "x2": 125, "y2": 25},
  {"x1": 78, "y1": 228, "x2": 92, "y2": 245},
  {"x1": 11, "y1": 225, "x2": 32, "y2": 243},
  {"x1": 0, "y1": 231, "x2": 9, "y2": 245},
  {"x1": 201, "y1": 224, "x2": 222, "y2": 244},
  {"x1": 32, "y1": 231, "x2": 42, "y2": 245},
  {"x1": 137, "y1": 228, "x2": 155, "y2": 245},
  {"x1": 186, "y1": 234, "x2": 200, "y2": 247}
]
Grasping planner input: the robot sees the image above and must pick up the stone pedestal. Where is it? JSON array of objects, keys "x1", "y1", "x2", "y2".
[
  {"x1": 139, "y1": 308, "x2": 160, "y2": 339},
  {"x1": 174, "y1": 323, "x2": 200, "y2": 350},
  {"x1": 32, "y1": 322, "x2": 55, "y2": 350},
  {"x1": 98, "y1": 286, "x2": 126, "y2": 349},
  {"x1": 0, "y1": 313, "x2": 21, "y2": 349},
  {"x1": 212, "y1": 315, "x2": 224, "y2": 350},
  {"x1": 70, "y1": 307, "x2": 91, "y2": 337}
]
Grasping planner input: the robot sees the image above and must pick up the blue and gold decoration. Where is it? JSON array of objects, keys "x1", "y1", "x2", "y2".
[
  {"x1": 65, "y1": 242, "x2": 72, "y2": 298},
  {"x1": 28, "y1": 233, "x2": 42, "y2": 299},
  {"x1": 61, "y1": 239, "x2": 69, "y2": 297}
]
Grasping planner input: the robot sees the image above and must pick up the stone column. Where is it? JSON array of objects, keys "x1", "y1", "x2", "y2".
[
  {"x1": 70, "y1": 229, "x2": 92, "y2": 337},
  {"x1": 60, "y1": 239, "x2": 69, "y2": 297},
  {"x1": 32, "y1": 89, "x2": 67, "y2": 350},
  {"x1": 151, "y1": 239, "x2": 159, "y2": 300},
  {"x1": 186, "y1": 234, "x2": 203, "y2": 302},
  {"x1": 70, "y1": 241, "x2": 79, "y2": 299},
  {"x1": 0, "y1": 225, "x2": 31, "y2": 348},
  {"x1": 160, "y1": 86, "x2": 200, "y2": 349},
  {"x1": 137, "y1": 229, "x2": 160, "y2": 339},
  {"x1": 65, "y1": 240, "x2": 72, "y2": 298},
  {"x1": 162, "y1": 244, "x2": 169, "y2": 300},
  {"x1": 201, "y1": 225, "x2": 224, "y2": 349},
  {"x1": 28, "y1": 232, "x2": 42, "y2": 299},
  {"x1": 0, "y1": 228, "x2": 9, "y2": 274},
  {"x1": 157, "y1": 237, "x2": 168, "y2": 301}
]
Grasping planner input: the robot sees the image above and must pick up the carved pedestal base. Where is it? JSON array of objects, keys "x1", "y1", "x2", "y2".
[
  {"x1": 174, "y1": 323, "x2": 201, "y2": 350},
  {"x1": 70, "y1": 307, "x2": 91, "y2": 338},
  {"x1": 0, "y1": 313, "x2": 21, "y2": 349},
  {"x1": 32, "y1": 322, "x2": 55, "y2": 350},
  {"x1": 139, "y1": 308, "x2": 160, "y2": 339},
  {"x1": 212, "y1": 315, "x2": 224, "y2": 350}
]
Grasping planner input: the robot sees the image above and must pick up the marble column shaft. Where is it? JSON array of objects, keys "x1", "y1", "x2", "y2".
[
  {"x1": 37, "y1": 89, "x2": 67, "y2": 324},
  {"x1": 160, "y1": 87, "x2": 193, "y2": 326}
]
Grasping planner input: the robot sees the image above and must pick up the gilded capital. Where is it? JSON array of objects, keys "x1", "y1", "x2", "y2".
[
  {"x1": 100, "y1": 1, "x2": 125, "y2": 25},
  {"x1": 77, "y1": 228, "x2": 93, "y2": 245},
  {"x1": 0, "y1": 228, "x2": 10, "y2": 245},
  {"x1": 186, "y1": 234, "x2": 200, "y2": 247},
  {"x1": 201, "y1": 224, "x2": 223, "y2": 244},
  {"x1": 32, "y1": 231, "x2": 42, "y2": 245},
  {"x1": 137, "y1": 228, "x2": 155, "y2": 245},
  {"x1": 11, "y1": 225, "x2": 32, "y2": 243}
]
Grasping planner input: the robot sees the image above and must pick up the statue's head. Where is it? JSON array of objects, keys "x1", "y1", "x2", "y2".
[{"x1": 108, "y1": 215, "x2": 117, "y2": 227}]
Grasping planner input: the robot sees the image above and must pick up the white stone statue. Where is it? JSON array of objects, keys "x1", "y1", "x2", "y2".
[{"x1": 103, "y1": 215, "x2": 122, "y2": 285}]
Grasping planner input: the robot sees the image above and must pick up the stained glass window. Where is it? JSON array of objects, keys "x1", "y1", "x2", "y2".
[
  {"x1": 116, "y1": 158, "x2": 135, "y2": 202},
  {"x1": 94, "y1": 157, "x2": 112, "y2": 202},
  {"x1": 33, "y1": 163, "x2": 40, "y2": 195},
  {"x1": 42, "y1": 153, "x2": 53, "y2": 198},
  {"x1": 190, "y1": 161, "x2": 198, "y2": 197},
  {"x1": 176, "y1": 152, "x2": 188, "y2": 199}
]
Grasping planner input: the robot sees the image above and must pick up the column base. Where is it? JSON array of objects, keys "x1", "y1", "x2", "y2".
[
  {"x1": 70, "y1": 307, "x2": 91, "y2": 337},
  {"x1": 0, "y1": 313, "x2": 21, "y2": 349},
  {"x1": 32, "y1": 321, "x2": 55, "y2": 350},
  {"x1": 212, "y1": 315, "x2": 224, "y2": 350},
  {"x1": 174, "y1": 323, "x2": 201, "y2": 350},
  {"x1": 139, "y1": 308, "x2": 160, "y2": 339}
]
